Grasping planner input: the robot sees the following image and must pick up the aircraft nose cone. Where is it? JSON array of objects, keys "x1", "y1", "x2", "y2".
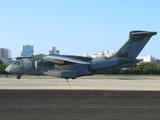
[
  {"x1": 5, "y1": 65, "x2": 13, "y2": 73},
  {"x1": 5, "y1": 67, "x2": 9, "y2": 73}
]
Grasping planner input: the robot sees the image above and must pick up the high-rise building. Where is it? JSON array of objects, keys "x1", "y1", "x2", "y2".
[
  {"x1": 21, "y1": 45, "x2": 34, "y2": 57},
  {"x1": 0, "y1": 48, "x2": 11, "y2": 59},
  {"x1": 48, "y1": 47, "x2": 59, "y2": 55}
]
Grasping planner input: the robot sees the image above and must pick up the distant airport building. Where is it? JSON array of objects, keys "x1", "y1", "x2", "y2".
[
  {"x1": 0, "y1": 48, "x2": 12, "y2": 64},
  {"x1": 21, "y1": 45, "x2": 34, "y2": 57},
  {"x1": 91, "y1": 50, "x2": 155, "y2": 63},
  {"x1": 0, "y1": 48, "x2": 11, "y2": 59},
  {"x1": 137, "y1": 55, "x2": 155, "y2": 62},
  {"x1": 92, "y1": 50, "x2": 116, "y2": 58},
  {"x1": 83, "y1": 53, "x2": 91, "y2": 57},
  {"x1": 48, "y1": 47, "x2": 59, "y2": 55}
]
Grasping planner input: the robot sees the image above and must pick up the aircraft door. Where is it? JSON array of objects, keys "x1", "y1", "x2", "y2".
[
  {"x1": 25, "y1": 63, "x2": 33, "y2": 73},
  {"x1": 77, "y1": 64, "x2": 87, "y2": 76}
]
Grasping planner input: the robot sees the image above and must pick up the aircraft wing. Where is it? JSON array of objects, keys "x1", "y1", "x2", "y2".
[{"x1": 43, "y1": 55, "x2": 91, "y2": 64}]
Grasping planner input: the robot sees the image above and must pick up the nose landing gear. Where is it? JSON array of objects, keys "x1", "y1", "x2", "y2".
[{"x1": 16, "y1": 75, "x2": 21, "y2": 79}]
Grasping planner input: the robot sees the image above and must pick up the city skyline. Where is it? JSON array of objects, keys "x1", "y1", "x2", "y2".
[
  {"x1": 2, "y1": 45, "x2": 157, "y2": 61},
  {"x1": 0, "y1": 1, "x2": 159, "y2": 58}
]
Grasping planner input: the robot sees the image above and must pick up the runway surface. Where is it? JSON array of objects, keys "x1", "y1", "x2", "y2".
[
  {"x1": 0, "y1": 77, "x2": 160, "y2": 90},
  {"x1": 0, "y1": 90, "x2": 160, "y2": 120},
  {"x1": 0, "y1": 77, "x2": 160, "y2": 119}
]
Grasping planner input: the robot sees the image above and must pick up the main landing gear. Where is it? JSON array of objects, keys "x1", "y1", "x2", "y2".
[{"x1": 65, "y1": 77, "x2": 76, "y2": 80}]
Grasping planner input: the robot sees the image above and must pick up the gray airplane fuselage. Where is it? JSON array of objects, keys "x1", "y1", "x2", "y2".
[{"x1": 5, "y1": 55, "x2": 138, "y2": 79}]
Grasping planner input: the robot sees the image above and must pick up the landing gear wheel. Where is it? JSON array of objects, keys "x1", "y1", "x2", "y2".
[
  {"x1": 72, "y1": 77, "x2": 76, "y2": 80},
  {"x1": 65, "y1": 77, "x2": 69, "y2": 80},
  {"x1": 17, "y1": 75, "x2": 21, "y2": 79}
]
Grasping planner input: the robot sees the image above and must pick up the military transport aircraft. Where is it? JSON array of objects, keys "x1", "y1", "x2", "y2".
[{"x1": 5, "y1": 30, "x2": 157, "y2": 79}]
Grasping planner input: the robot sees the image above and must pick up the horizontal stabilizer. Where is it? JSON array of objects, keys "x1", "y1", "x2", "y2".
[{"x1": 131, "y1": 31, "x2": 157, "y2": 37}]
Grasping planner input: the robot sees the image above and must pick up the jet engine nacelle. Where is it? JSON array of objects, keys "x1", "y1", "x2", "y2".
[{"x1": 35, "y1": 60, "x2": 55, "y2": 70}]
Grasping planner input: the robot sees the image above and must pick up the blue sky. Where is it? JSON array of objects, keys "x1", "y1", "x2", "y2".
[{"x1": 0, "y1": 0, "x2": 160, "y2": 58}]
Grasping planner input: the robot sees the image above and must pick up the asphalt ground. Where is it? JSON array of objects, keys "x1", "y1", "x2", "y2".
[{"x1": 0, "y1": 90, "x2": 160, "y2": 120}]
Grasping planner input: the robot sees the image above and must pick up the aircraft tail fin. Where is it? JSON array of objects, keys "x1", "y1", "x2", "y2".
[{"x1": 114, "y1": 31, "x2": 157, "y2": 59}]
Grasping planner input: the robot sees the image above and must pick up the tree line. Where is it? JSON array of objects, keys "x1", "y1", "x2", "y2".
[
  {"x1": 107, "y1": 62, "x2": 160, "y2": 74},
  {"x1": 0, "y1": 60, "x2": 8, "y2": 74}
]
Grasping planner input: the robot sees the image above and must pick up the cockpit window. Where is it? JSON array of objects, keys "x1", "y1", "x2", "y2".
[{"x1": 13, "y1": 61, "x2": 20, "y2": 65}]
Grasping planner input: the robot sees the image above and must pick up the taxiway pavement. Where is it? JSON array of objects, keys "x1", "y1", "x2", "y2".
[{"x1": 0, "y1": 77, "x2": 160, "y2": 90}]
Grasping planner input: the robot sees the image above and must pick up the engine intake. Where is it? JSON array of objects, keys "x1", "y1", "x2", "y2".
[{"x1": 35, "y1": 60, "x2": 55, "y2": 70}]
